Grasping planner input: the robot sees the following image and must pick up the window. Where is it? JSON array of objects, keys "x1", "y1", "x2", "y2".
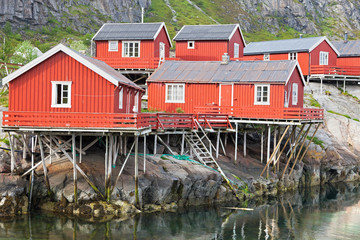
[
  {"x1": 133, "y1": 92, "x2": 139, "y2": 112},
  {"x1": 320, "y1": 51, "x2": 329, "y2": 65},
  {"x1": 292, "y1": 83, "x2": 298, "y2": 105},
  {"x1": 289, "y1": 52, "x2": 297, "y2": 60},
  {"x1": 119, "y1": 87, "x2": 123, "y2": 109},
  {"x1": 264, "y1": 54, "x2": 270, "y2": 61},
  {"x1": 234, "y1": 43, "x2": 240, "y2": 58},
  {"x1": 166, "y1": 84, "x2": 185, "y2": 103},
  {"x1": 122, "y1": 41, "x2": 140, "y2": 57},
  {"x1": 187, "y1": 41, "x2": 195, "y2": 49},
  {"x1": 284, "y1": 91, "x2": 289, "y2": 108},
  {"x1": 51, "y1": 81, "x2": 72, "y2": 108},
  {"x1": 254, "y1": 85, "x2": 270, "y2": 105},
  {"x1": 108, "y1": 41, "x2": 118, "y2": 52}
]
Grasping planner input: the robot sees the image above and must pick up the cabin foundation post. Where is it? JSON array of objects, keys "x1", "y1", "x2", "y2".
[
  {"x1": 224, "y1": 133, "x2": 228, "y2": 148},
  {"x1": 124, "y1": 136, "x2": 127, "y2": 156},
  {"x1": 336, "y1": 80, "x2": 338, "y2": 88},
  {"x1": 120, "y1": 135, "x2": 123, "y2": 156},
  {"x1": 344, "y1": 80, "x2": 346, "y2": 92},
  {"x1": 29, "y1": 136, "x2": 36, "y2": 211},
  {"x1": 266, "y1": 125, "x2": 271, "y2": 178},
  {"x1": 209, "y1": 134, "x2": 212, "y2": 155},
  {"x1": 219, "y1": 136, "x2": 226, "y2": 155},
  {"x1": 273, "y1": 127, "x2": 277, "y2": 169},
  {"x1": 72, "y1": 134, "x2": 78, "y2": 206},
  {"x1": 8, "y1": 133, "x2": 15, "y2": 173},
  {"x1": 22, "y1": 134, "x2": 27, "y2": 160},
  {"x1": 320, "y1": 77, "x2": 323, "y2": 94},
  {"x1": 277, "y1": 126, "x2": 281, "y2": 171},
  {"x1": 298, "y1": 123, "x2": 321, "y2": 163},
  {"x1": 106, "y1": 135, "x2": 113, "y2": 202},
  {"x1": 79, "y1": 135, "x2": 83, "y2": 164},
  {"x1": 181, "y1": 131, "x2": 185, "y2": 155},
  {"x1": 38, "y1": 134, "x2": 51, "y2": 195},
  {"x1": 154, "y1": 134, "x2": 157, "y2": 154},
  {"x1": 234, "y1": 123, "x2": 238, "y2": 163},
  {"x1": 167, "y1": 134, "x2": 170, "y2": 145},
  {"x1": 143, "y1": 134, "x2": 146, "y2": 174},
  {"x1": 261, "y1": 128, "x2": 264, "y2": 163},
  {"x1": 134, "y1": 135, "x2": 140, "y2": 209},
  {"x1": 243, "y1": 129, "x2": 247, "y2": 158},
  {"x1": 104, "y1": 135, "x2": 109, "y2": 199},
  {"x1": 216, "y1": 129, "x2": 220, "y2": 158},
  {"x1": 49, "y1": 135, "x2": 53, "y2": 164}
]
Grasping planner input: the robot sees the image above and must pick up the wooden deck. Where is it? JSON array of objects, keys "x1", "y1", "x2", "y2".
[
  {"x1": 310, "y1": 65, "x2": 360, "y2": 76},
  {"x1": 94, "y1": 57, "x2": 180, "y2": 70}
]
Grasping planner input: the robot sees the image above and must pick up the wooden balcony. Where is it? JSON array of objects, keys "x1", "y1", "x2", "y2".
[
  {"x1": 2, "y1": 111, "x2": 231, "y2": 131},
  {"x1": 310, "y1": 65, "x2": 360, "y2": 76},
  {"x1": 193, "y1": 106, "x2": 324, "y2": 122},
  {"x1": 94, "y1": 57, "x2": 180, "y2": 70}
]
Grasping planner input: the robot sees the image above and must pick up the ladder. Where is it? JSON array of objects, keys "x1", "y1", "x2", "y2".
[{"x1": 185, "y1": 120, "x2": 242, "y2": 200}]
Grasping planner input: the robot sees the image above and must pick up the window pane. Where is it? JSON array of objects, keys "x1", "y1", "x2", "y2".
[
  {"x1": 177, "y1": 85, "x2": 183, "y2": 100},
  {"x1": 167, "y1": 85, "x2": 172, "y2": 100},
  {"x1": 63, "y1": 97, "x2": 68, "y2": 104},
  {"x1": 56, "y1": 84, "x2": 62, "y2": 104},
  {"x1": 124, "y1": 43, "x2": 128, "y2": 56}
]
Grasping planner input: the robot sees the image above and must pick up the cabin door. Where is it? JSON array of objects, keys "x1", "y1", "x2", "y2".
[
  {"x1": 159, "y1": 42, "x2": 165, "y2": 65},
  {"x1": 219, "y1": 84, "x2": 233, "y2": 113}
]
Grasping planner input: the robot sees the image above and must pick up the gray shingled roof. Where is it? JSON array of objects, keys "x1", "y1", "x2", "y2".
[
  {"x1": 244, "y1": 37, "x2": 326, "y2": 55},
  {"x1": 147, "y1": 60, "x2": 300, "y2": 84},
  {"x1": 332, "y1": 40, "x2": 360, "y2": 57},
  {"x1": 173, "y1": 24, "x2": 238, "y2": 41},
  {"x1": 93, "y1": 23, "x2": 163, "y2": 41}
]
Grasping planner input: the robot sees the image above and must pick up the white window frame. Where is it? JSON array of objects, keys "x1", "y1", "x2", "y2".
[
  {"x1": 288, "y1": 52, "x2": 297, "y2": 60},
  {"x1": 133, "y1": 92, "x2": 139, "y2": 112},
  {"x1": 108, "y1": 40, "x2": 118, "y2": 52},
  {"x1": 319, "y1": 51, "x2": 329, "y2": 65},
  {"x1": 292, "y1": 83, "x2": 298, "y2": 105},
  {"x1": 263, "y1": 54, "x2": 270, "y2": 61},
  {"x1": 119, "y1": 87, "x2": 123, "y2": 109},
  {"x1": 234, "y1": 43, "x2": 240, "y2": 58},
  {"x1": 187, "y1": 41, "x2": 195, "y2": 49},
  {"x1": 51, "y1": 81, "x2": 72, "y2": 108},
  {"x1": 254, "y1": 84, "x2": 270, "y2": 105},
  {"x1": 122, "y1": 41, "x2": 140, "y2": 57},
  {"x1": 165, "y1": 84, "x2": 185, "y2": 103}
]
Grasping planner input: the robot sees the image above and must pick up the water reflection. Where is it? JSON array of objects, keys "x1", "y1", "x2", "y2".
[{"x1": 1, "y1": 182, "x2": 360, "y2": 239}]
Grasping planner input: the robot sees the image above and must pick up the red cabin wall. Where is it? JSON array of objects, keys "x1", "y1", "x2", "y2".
[
  {"x1": 154, "y1": 26, "x2": 171, "y2": 58},
  {"x1": 9, "y1": 51, "x2": 139, "y2": 114},
  {"x1": 337, "y1": 57, "x2": 360, "y2": 66},
  {"x1": 175, "y1": 41, "x2": 228, "y2": 61},
  {"x1": 95, "y1": 40, "x2": 155, "y2": 59},
  {"x1": 310, "y1": 41, "x2": 337, "y2": 66},
  {"x1": 147, "y1": 82, "x2": 219, "y2": 113},
  {"x1": 285, "y1": 67, "x2": 304, "y2": 108},
  {"x1": 228, "y1": 29, "x2": 245, "y2": 58}
]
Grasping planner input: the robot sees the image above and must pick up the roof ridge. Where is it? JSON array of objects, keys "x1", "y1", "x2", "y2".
[{"x1": 247, "y1": 36, "x2": 324, "y2": 45}]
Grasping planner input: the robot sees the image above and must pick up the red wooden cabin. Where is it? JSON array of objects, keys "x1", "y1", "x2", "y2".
[
  {"x1": 2, "y1": 44, "x2": 145, "y2": 128},
  {"x1": 93, "y1": 22, "x2": 172, "y2": 70},
  {"x1": 332, "y1": 40, "x2": 360, "y2": 75},
  {"x1": 173, "y1": 24, "x2": 246, "y2": 61},
  {"x1": 243, "y1": 37, "x2": 340, "y2": 77},
  {"x1": 147, "y1": 59, "x2": 322, "y2": 120}
]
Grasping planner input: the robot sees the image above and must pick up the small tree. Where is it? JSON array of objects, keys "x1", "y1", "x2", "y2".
[{"x1": 10, "y1": 40, "x2": 39, "y2": 65}]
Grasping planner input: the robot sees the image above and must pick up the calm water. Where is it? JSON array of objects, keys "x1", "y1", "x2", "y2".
[{"x1": 1, "y1": 183, "x2": 360, "y2": 240}]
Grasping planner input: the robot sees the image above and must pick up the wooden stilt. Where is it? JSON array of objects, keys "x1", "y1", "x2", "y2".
[
  {"x1": 54, "y1": 136, "x2": 85, "y2": 155},
  {"x1": 105, "y1": 135, "x2": 108, "y2": 195},
  {"x1": 72, "y1": 134, "x2": 78, "y2": 206},
  {"x1": 134, "y1": 135, "x2": 140, "y2": 209},
  {"x1": 49, "y1": 135, "x2": 52, "y2": 164},
  {"x1": 167, "y1": 134, "x2": 170, "y2": 145},
  {"x1": 181, "y1": 131, "x2": 185, "y2": 155},
  {"x1": 38, "y1": 134, "x2": 51, "y2": 195},
  {"x1": 344, "y1": 80, "x2": 346, "y2": 92},
  {"x1": 21, "y1": 134, "x2": 32, "y2": 156},
  {"x1": 219, "y1": 135, "x2": 226, "y2": 155},
  {"x1": 266, "y1": 125, "x2": 271, "y2": 178},
  {"x1": 260, "y1": 125, "x2": 291, "y2": 177},
  {"x1": 234, "y1": 123, "x2": 238, "y2": 163},
  {"x1": 209, "y1": 134, "x2": 212, "y2": 155},
  {"x1": 107, "y1": 135, "x2": 113, "y2": 202},
  {"x1": 157, "y1": 135, "x2": 176, "y2": 155},
  {"x1": 79, "y1": 135, "x2": 82, "y2": 164},
  {"x1": 277, "y1": 126, "x2": 281, "y2": 172},
  {"x1": 143, "y1": 135, "x2": 146, "y2": 174},
  {"x1": 289, "y1": 124, "x2": 312, "y2": 176},
  {"x1": 320, "y1": 77, "x2": 323, "y2": 94},
  {"x1": 273, "y1": 127, "x2": 277, "y2": 168},
  {"x1": 8, "y1": 133, "x2": 15, "y2": 173},
  {"x1": 224, "y1": 133, "x2": 228, "y2": 147},
  {"x1": 154, "y1": 134, "x2": 157, "y2": 154},
  {"x1": 261, "y1": 128, "x2": 264, "y2": 163},
  {"x1": 120, "y1": 135, "x2": 123, "y2": 156},
  {"x1": 124, "y1": 136, "x2": 127, "y2": 156},
  {"x1": 216, "y1": 129, "x2": 220, "y2": 158},
  {"x1": 29, "y1": 136, "x2": 36, "y2": 211},
  {"x1": 243, "y1": 130, "x2": 247, "y2": 158},
  {"x1": 22, "y1": 134, "x2": 27, "y2": 160},
  {"x1": 297, "y1": 123, "x2": 321, "y2": 164},
  {"x1": 82, "y1": 137, "x2": 99, "y2": 152}
]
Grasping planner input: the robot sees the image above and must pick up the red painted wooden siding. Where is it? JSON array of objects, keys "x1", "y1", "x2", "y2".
[
  {"x1": 310, "y1": 41, "x2": 337, "y2": 66},
  {"x1": 154, "y1": 26, "x2": 171, "y2": 58},
  {"x1": 96, "y1": 40, "x2": 154, "y2": 58},
  {"x1": 337, "y1": 57, "x2": 360, "y2": 66},
  {"x1": 9, "y1": 51, "x2": 139, "y2": 114},
  {"x1": 175, "y1": 41, "x2": 228, "y2": 61},
  {"x1": 285, "y1": 67, "x2": 304, "y2": 108},
  {"x1": 228, "y1": 29, "x2": 245, "y2": 58}
]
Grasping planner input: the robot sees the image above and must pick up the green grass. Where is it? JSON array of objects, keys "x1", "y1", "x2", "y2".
[
  {"x1": 305, "y1": 93, "x2": 321, "y2": 108},
  {"x1": 0, "y1": 90, "x2": 9, "y2": 107},
  {"x1": 338, "y1": 88, "x2": 360, "y2": 102},
  {"x1": 307, "y1": 136, "x2": 325, "y2": 149},
  {"x1": 327, "y1": 110, "x2": 351, "y2": 119}
]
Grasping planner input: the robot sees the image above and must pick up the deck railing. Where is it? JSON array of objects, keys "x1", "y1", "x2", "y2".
[
  {"x1": 193, "y1": 106, "x2": 324, "y2": 121},
  {"x1": 94, "y1": 57, "x2": 181, "y2": 70},
  {"x1": 2, "y1": 112, "x2": 231, "y2": 130},
  {"x1": 310, "y1": 65, "x2": 360, "y2": 76}
]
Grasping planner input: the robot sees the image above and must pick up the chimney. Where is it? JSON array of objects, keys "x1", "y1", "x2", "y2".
[
  {"x1": 299, "y1": 34, "x2": 303, "y2": 39},
  {"x1": 345, "y1": 32, "x2": 348, "y2": 43},
  {"x1": 141, "y1": 7, "x2": 144, "y2": 23},
  {"x1": 221, "y1": 53, "x2": 229, "y2": 65}
]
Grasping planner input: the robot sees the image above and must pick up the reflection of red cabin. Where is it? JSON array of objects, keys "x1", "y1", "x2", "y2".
[
  {"x1": 243, "y1": 37, "x2": 339, "y2": 76},
  {"x1": 332, "y1": 40, "x2": 360, "y2": 66},
  {"x1": 173, "y1": 24, "x2": 246, "y2": 61},
  {"x1": 3, "y1": 44, "x2": 144, "y2": 117},
  {"x1": 93, "y1": 22, "x2": 172, "y2": 70},
  {"x1": 147, "y1": 60, "x2": 305, "y2": 119}
]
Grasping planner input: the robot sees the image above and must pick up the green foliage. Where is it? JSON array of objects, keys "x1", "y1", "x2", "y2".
[
  {"x1": 3, "y1": 22, "x2": 12, "y2": 35},
  {"x1": 10, "y1": 40, "x2": 39, "y2": 65},
  {"x1": 0, "y1": 90, "x2": 8, "y2": 107},
  {"x1": 307, "y1": 136, "x2": 324, "y2": 149},
  {"x1": 327, "y1": 110, "x2": 351, "y2": 119},
  {"x1": 338, "y1": 87, "x2": 360, "y2": 102},
  {"x1": 176, "y1": 107, "x2": 184, "y2": 113},
  {"x1": 325, "y1": 90, "x2": 331, "y2": 96},
  {"x1": 232, "y1": 174, "x2": 251, "y2": 195},
  {"x1": 305, "y1": 93, "x2": 321, "y2": 108},
  {"x1": 70, "y1": 40, "x2": 87, "y2": 53},
  {"x1": 0, "y1": 137, "x2": 10, "y2": 146}
]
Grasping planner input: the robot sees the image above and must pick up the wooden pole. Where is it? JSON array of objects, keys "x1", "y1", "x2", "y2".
[
  {"x1": 49, "y1": 135, "x2": 52, "y2": 164},
  {"x1": 38, "y1": 134, "x2": 51, "y2": 195},
  {"x1": 243, "y1": 130, "x2": 247, "y2": 158},
  {"x1": 8, "y1": 133, "x2": 15, "y2": 173},
  {"x1": 143, "y1": 135, "x2": 146, "y2": 174},
  {"x1": 134, "y1": 135, "x2": 140, "y2": 209},
  {"x1": 277, "y1": 126, "x2": 281, "y2": 172},
  {"x1": 154, "y1": 134, "x2": 157, "y2": 155},
  {"x1": 105, "y1": 135, "x2": 108, "y2": 194},
  {"x1": 234, "y1": 123, "x2": 238, "y2": 163},
  {"x1": 273, "y1": 127, "x2": 277, "y2": 168},
  {"x1": 289, "y1": 124, "x2": 312, "y2": 176},
  {"x1": 79, "y1": 135, "x2": 82, "y2": 164},
  {"x1": 107, "y1": 135, "x2": 113, "y2": 202},
  {"x1": 72, "y1": 134, "x2": 78, "y2": 206},
  {"x1": 261, "y1": 128, "x2": 264, "y2": 163},
  {"x1": 157, "y1": 135, "x2": 176, "y2": 155},
  {"x1": 344, "y1": 80, "x2": 346, "y2": 92},
  {"x1": 209, "y1": 133, "x2": 212, "y2": 155},
  {"x1": 22, "y1": 134, "x2": 27, "y2": 160},
  {"x1": 181, "y1": 132, "x2": 185, "y2": 155},
  {"x1": 120, "y1": 135, "x2": 123, "y2": 156},
  {"x1": 298, "y1": 123, "x2": 321, "y2": 164},
  {"x1": 219, "y1": 136, "x2": 226, "y2": 155},
  {"x1": 266, "y1": 125, "x2": 271, "y2": 178},
  {"x1": 29, "y1": 136, "x2": 36, "y2": 211},
  {"x1": 216, "y1": 129, "x2": 220, "y2": 158},
  {"x1": 224, "y1": 133, "x2": 228, "y2": 148},
  {"x1": 124, "y1": 136, "x2": 127, "y2": 156}
]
